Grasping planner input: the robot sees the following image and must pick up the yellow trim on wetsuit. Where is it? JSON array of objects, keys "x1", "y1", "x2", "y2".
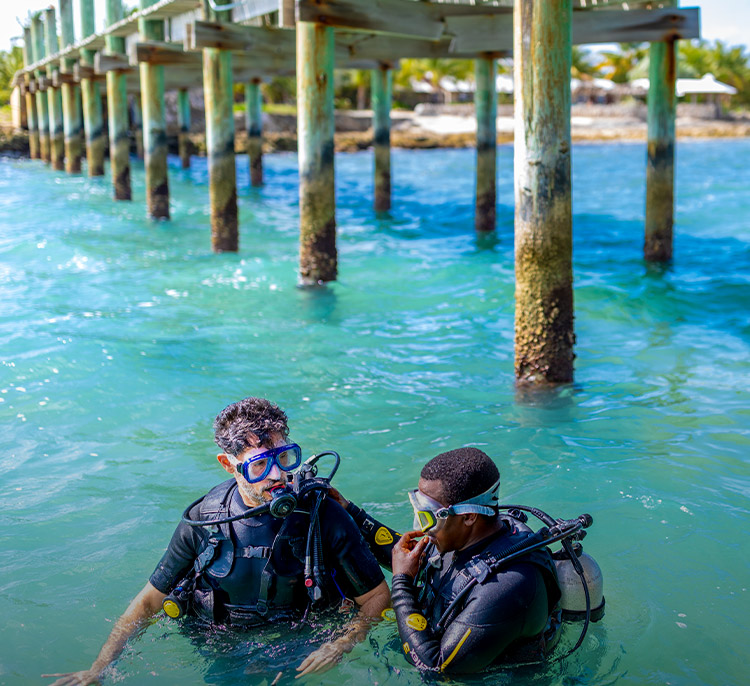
[{"x1": 440, "y1": 628, "x2": 472, "y2": 671}]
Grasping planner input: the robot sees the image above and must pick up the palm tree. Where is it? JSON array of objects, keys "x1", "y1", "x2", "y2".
[
  {"x1": 571, "y1": 46, "x2": 601, "y2": 80},
  {"x1": 710, "y1": 41, "x2": 750, "y2": 98},
  {"x1": 0, "y1": 47, "x2": 24, "y2": 106},
  {"x1": 599, "y1": 42, "x2": 648, "y2": 83},
  {"x1": 394, "y1": 58, "x2": 474, "y2": 103}
]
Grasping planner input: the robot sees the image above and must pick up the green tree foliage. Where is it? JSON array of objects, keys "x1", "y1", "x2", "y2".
[
  {"x1": 394, "y1": 58, "x2": 474, "y2": 102},
  {"x1": 571, "y1": 46, "x2": 602, "y2": 80},
  {"x1": 599, "y1": 42, "x2": 649, "y2": 83},
  {"x1": 0, "y1": 47, "x2": 24, "y2": 106}
]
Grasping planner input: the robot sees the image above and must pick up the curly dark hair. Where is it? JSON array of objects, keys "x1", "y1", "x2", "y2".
[
  {"x1": 213, "y1": 397, "x2": 289, "y2": 456},
  {"x1": 420, "y1": 447, "x2": 499, "y2": 506}
]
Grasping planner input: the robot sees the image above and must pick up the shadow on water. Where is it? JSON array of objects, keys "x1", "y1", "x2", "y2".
[{"x1": 295, "y1": 282, "x2": 341, "y2": 326}]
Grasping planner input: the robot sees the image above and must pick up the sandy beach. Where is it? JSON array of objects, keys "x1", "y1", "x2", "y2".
[{"x1": 3, "y1": 103, "x2": 749, "y2": 157}]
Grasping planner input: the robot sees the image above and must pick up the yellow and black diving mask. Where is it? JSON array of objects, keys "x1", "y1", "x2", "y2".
[{"x1": 407, "y1": 478, "x2": 501, "y2": 533}]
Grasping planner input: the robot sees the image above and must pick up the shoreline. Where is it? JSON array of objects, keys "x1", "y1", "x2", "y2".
[{"x1": 3, "y1": 120, "x2": 749, "y2": 159}]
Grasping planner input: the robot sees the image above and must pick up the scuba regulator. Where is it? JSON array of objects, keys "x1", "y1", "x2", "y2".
[{"x1": 161, "y1": 451, "x2": 341, "y2": 619}]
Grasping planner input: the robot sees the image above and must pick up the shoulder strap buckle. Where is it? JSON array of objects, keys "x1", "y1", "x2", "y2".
[{"x1": 465, "y1": 557, "x2": 492, "y2": 584}]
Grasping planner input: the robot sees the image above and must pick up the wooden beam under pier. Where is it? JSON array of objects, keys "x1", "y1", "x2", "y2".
[
  {"x1": 448, "y1": 7, "x2": 700, "y2": 53},
  {"x1": 296, "y1": 0, "x2": 512, "y2": 41},
  {"x1": 95, "y1": 52, "x2": 134, "y2": 74},
  {"x1": 131, "y1": 41, "x2": 202, "y2": 66}
]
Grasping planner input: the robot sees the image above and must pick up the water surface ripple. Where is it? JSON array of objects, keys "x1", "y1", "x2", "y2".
[{"x1": 1, "y1": 140, "x2": 748, "y2": 686}]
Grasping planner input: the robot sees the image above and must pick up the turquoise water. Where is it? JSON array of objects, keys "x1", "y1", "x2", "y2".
[{"x1": 1, "y1": 139, "x2": 748, "y2": 686}]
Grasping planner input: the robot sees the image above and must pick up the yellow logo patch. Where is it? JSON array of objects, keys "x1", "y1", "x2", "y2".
[
  {"x1": 406, "y1": 613, "x2": 428, "y2": 631},
  {"x1": 403, "y1": 642, "x2": 410, "y2": 654},
  {"x1": 381, "y1": 608, "x2": 396, "y2": 622},
  {"x1": 374, "y1": 527, "x2": 394, "y2": 546}
]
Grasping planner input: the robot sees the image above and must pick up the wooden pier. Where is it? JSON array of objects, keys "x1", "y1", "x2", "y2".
[{"x1": 12, "y1": 0, "x2": 700, "y2": 384}]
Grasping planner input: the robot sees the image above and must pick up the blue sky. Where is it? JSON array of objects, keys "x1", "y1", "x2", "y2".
[{"x1": 2, "y1": 1, "x2": 749, "y2": 55}]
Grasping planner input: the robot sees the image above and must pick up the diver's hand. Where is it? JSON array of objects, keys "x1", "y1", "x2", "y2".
[
  {"x1": 295, "y1": 639, "x2": 349, "y2": 678},
  {"x1": 391, "y1": 530, "x2": 429, "y2": 579},
  {"x1": 41, "y1": 670, "x2": 102, "y2": 686},
  {"x1": 327, "y1": 485, "x2": 349, "y2": 509}
]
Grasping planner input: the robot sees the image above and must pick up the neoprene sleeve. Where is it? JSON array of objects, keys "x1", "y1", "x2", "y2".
[
  {"x1": 392, "y1": 565, "x2": 550, "y2": 674},
  {"x1": 345, "y1": 502, "x2": 399, "y2": 570}
]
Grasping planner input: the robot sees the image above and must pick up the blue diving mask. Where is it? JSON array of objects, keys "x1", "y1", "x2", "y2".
[
  {"x1": 237, "y1": 443, "x2": 302, "y2": 484},
  {"x1": 408, "y1": 477, "x2": 500, "y2": 532}
]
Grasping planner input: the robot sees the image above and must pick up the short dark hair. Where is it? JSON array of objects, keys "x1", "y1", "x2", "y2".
[
  {"x1": 420, "y1": 447, "x2": 499, "y2": 506},
  {"x1": 213, "y1": 397, "x2": 289, "y2": 456}
]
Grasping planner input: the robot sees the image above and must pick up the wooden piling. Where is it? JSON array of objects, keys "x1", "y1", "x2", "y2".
[
  {"x1": 297, "y1": 22, "x2": 337, "y2": 284},
  {"x1": 22, "y1": 28, "x2": 40, "y2": 160},
  {"x1": 475, "y1": 56, "x2": 497, "y2": 233},
  {"x1": 371, "y1": 65, "x2": 391, "y2": 212},
  {"x1": 177, "y1": 89, "x2": 191, "y2": 169},
  {"x1": 31, "y1": 15, "x2": 50, "y2": 164},
  {"x1": 60, "y1": 0, "x2": 82, "y2": 173},
  {"x1": 645, "y1": 37, "x2": 677, "y2": 262},
  {"x1": 202, "y1": 1, "x2": 237, "y2": 251},
  {"x1": 79, "y1": 0, "x2": 104, "y2": 176},
  {"x1": 245, "y1": 79, "x2": 263, "y2": 186},
  {"x1": 132, "y1": 95, "x2": 144, "y2": 159},
  {"x1": 513, "y1": 0, "x2": 574, "y2": 384},
  {"x1": 139, "y1": 1, "x2": 169, "y2": 219},
  {"x1": 106, "y1": 0, "x2": 131, "y2": 200},
  {"x1": 45, "y1": 8, "x2": 65, "y2": 171}
]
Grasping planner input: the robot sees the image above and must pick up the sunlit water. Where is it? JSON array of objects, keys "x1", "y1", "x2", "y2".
[{"x1": 1, "y1": 139, "x2": 748, "y2": 686}]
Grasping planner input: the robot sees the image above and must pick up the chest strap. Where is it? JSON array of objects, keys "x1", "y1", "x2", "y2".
[{"x1": 235, "y1": 546, "x2": 272, "y2": 559}]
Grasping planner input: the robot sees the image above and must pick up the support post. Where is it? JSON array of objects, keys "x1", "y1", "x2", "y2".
[
  {"x1": 202, "y1": 1, "x2": 237, "y2": 251},
  {"x1": 79, "y1": 0, "x2": 105, "y2": 176},
  {"x1": 371, "y1": 64, "x2": 391, "y2": 212},
  {"x1": 513, "y1": 0, "x2": 574, "y2": 384},
  {"x1": 177, "y1": 88, "x2": 191, "y2": 169},
  {"x1": 475, "y1": 56, "x2": 497, "y2": 233},
  {"x1": 22, "y1": 27, "x2": 40, "y2": 160},
  {"x1": 139, "y1": 0, "x2": 169, "y2": 219},
  {"x1": 80, "y1": 0, "x2": 104, "y2": 175},
  {"x1": 45, "y1": 8, "x2": 65, "y2": 171},
  {"x1": 297, "y1": 22, "x2": 336, "y2": 284},
  {"x1": 132, "y1": 95, "x2": 144, "y2": 159},
  {"x1": 106, "y1": 0, "x2": 131, "y2": 200},
  {"x1": 245, "y1": 79, "x2": 263, "y2": 186},
  {"x1": 59, "y1": 0, "x2": 82, "y2": 173},
  {"x1": 31, "y1": 15, "x2": 50, "y2": 163},
  {"x1": 645, "y1": 36, "x2": 677, "y2": 261}
]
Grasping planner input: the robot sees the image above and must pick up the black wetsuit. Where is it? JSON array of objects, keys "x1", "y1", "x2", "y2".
[
  {"x1": 149, "y1": 480, "x2": 384, "y2": 626},
  {"x1": 345, "y1": 503, "x2": 561, "y2": 674}
]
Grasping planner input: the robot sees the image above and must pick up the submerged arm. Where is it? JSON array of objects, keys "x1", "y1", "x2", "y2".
[
  {"x1": 42, "y1": 582, "x2": 166, "y2": 686},
  {"x1": 296, "y1": 579, "x2": 391, "y2": 678}
]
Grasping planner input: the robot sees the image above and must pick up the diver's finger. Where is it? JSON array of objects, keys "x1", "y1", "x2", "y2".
[
  {"x1": 296, "y1": 656, "x2": 335, "y2": 678},
  {"x1": 296, "y1": 655, "x2": 314, "y2": 672}
]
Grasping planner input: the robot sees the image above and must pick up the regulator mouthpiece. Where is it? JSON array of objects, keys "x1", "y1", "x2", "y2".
[{"x1": 268, "y1": 487, "x2": 297, "y2": 518}]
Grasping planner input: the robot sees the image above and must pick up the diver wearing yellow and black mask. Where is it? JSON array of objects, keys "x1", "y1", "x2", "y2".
[{"x1": 331, "y1": 447, "x2": 603, "y2": 675}]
